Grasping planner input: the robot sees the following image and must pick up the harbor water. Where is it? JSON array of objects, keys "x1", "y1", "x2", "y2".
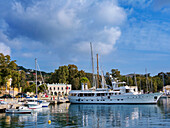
[{"x1": 0, "y1": 98, "x2": 169, "y2": 128}]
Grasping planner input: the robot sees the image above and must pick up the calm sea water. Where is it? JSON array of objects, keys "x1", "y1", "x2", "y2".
[{"x1": 0, "y1": 98, "x2": 169, "y2": 128}]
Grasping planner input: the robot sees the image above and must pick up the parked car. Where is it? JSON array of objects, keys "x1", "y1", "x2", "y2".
[
  {"x1": 0, "y1": 94, "x2": 12, "y2": 98},
  {"x1": 15, "y1": 93, "x2": 27, "y2": 98}
]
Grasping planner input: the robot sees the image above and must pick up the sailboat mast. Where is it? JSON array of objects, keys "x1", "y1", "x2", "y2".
[
  {"x1": 97, "y1": 54, "x2": 99, "y2": 88},
  {"x1": 35, "y1": 58, "x2": 37, "y2": 96},
  {"x1": 90, "y1": 42, "x2": 95, "y2": 89},
  {"x1": 145, "y1": 68, "x2": 148, "y2": 93}
]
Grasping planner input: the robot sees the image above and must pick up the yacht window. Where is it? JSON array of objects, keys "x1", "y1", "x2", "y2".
[
  {"x1": 91, "y1": 100, "x2": 93, "y2": 101},
  {"x1": 154, "y1": 96, "x2": 157, "y2": 101},
  {"x1": 78, "y1": 94, "x2": 80, "y2": 97},
  {"x1": 80, "y1": 93, "x2": 83, "y2": 97},
  {"x1": 97, "y1": 93, "x2": 100, "y2": 96},
  {"x1": 88, "y1": 93, "x2": 91, "y2": 96},
  {"x1": 121, "y1": 99, "x2": 123, "y2": 101},
  {"x1": 119, "y1": 93, "x2": 121, "y2": 95},
  {"x1": 110, "y1": 99, "x2": 112, "y2": 101},
  {"x1": 101, "y1": 93, "x2": 104, "y2": 96},
  {"x1": 84, "y1": 93, "x2": 87, "y2": 96},
  {"x1": 115, "y1": 93, "x2": 117, "y2": 95},
  {"x1": 103, "y1": 99, "x2": 105, "y2": 101},
  {"x1": 86, "y1": 100, "x2": 88, "y2": 101},
  {"x1": 126, "y1": 89, "x2": 130, "y2": 93},
  {"x1": 117, "y1": 99, "x2": 119, "y2": 101},
  {"x1": 105, "y1": 93, "x2": 107, "y2": 96},
  {"x1": 91, "y1": 93, "x2": 94, "y2": 96},
  {"x1": 81, "y1": 100, "x2": 83, "y2": 101},
  {"x1": 74, "y1": 94, "x2": 77, "y2": 96},
  {"x1": 97, "y1": 100, "x2": 99, "y2": 101}
]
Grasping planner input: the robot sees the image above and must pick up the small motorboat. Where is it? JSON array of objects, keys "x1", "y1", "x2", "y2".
[
  {"x1": 27, "y1": 104, "x2": 42, "y2": 109},
  {"x1": 6, "y1": 105, "x2": 32, "y2": 114},
  {"x1": 37, "y1": 100, "x2": 50, "y2": 107}
]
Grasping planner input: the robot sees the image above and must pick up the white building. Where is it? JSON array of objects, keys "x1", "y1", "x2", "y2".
[{"x1": 47, "y1": 83, "x2": 72, "y2": 96}]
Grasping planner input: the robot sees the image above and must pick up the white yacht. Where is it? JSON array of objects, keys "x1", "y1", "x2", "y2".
[
  {"x1": 68, "y1": 80, "x2": 162, "y2": 104},
  {"x1": 68, "y1": 43, "x2": 163, "y2": 104}
]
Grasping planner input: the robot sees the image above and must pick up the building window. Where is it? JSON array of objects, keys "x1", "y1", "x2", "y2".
[
  {"x1": 54, "y1": 87, "x2": 55, "y2": 90},
  {"x1": 62, "y1": 87, "x2": 63, "y2": 90},
  {"x1": 58, "y1": 87, "x2": 59, "y2": 90},
  {"x1": 69, "y1": 87, "x2": 70, "y2": 89},
  {"x1": 54, "y1": 92, "x2": 57, "y2": 96},
  {"x1": 50, "y1": 87, "x2": 52, "y2": 90}
]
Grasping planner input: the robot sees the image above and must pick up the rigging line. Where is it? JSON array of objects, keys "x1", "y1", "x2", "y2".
[{"x1": 37, "y1": 62, "x2": 47, "y2": 90}]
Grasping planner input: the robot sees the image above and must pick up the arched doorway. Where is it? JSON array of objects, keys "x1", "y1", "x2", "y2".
[{"x1": 54, "y1": 92, "x2": 57, "y2": 96}]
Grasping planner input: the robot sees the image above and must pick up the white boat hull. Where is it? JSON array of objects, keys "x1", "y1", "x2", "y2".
[
  {"x1": 68, "y1": 93, "x2": 162, "y2": 104},
  {"x1": 41, "y1": 102, "x2": 50, "y2": 107},
  {"x1": 28, "y1": 104, "x2": 42, "y2": 109}
]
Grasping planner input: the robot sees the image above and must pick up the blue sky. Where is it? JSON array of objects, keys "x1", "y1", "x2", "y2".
[{"x1": 0, "y1": 0, "x2": 170, "y2": 75}]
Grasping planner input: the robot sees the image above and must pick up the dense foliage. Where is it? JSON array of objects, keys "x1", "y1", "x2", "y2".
[{"x1": 46, "y1": 64, "x2": 91, "y2": 90}]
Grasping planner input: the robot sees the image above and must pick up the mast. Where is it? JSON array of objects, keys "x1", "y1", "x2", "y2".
[
  {"x1": 90, "y1": 42, "x2": 95, "y2": 89},
  {"x1": 97, "y1": 54, "x2": 99, "y2": 88},
  {"x1": 140, "y1": 75, "x2": 141, "y2": 92},
  {"x1": 134, "y1": 73, "x2": 137, "y2": 87},
  {"x1": 162, "y1": 73, "x2": 165, "y2": 92},
  {"x1": 35, "y1": 58, "x2": 37, "y2": 96},
  {"x1": 151, "y1": 78, "x2": 153, "y2": 92},
  {"x1": 145, "y1": 68, "x2": 148, "y2": 93}
]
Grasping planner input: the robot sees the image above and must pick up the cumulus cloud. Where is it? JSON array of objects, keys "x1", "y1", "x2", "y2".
[
  {"x1": 75, "y1": 27, "x2": 121, "y2": 55},
  {"x1": 0, "y1": 42, "x2": 11, "y2": 55},
  {"x1": 0, "y1": 0, "x2": 127, "y2": 70}
]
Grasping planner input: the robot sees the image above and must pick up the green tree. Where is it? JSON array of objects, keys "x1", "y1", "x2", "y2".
[
  {"x1": 71, "y1": 77, "x2": 80, "y2": 90},
  {"x1": 0, "y1": 53, "x2": 17, "y2": 88},
  {"x1": 80, "y1": 77, "x2": 91, "y2": 88},
  {"x1": 111, "y1": 69, "x2": 120, "y2": 78}
]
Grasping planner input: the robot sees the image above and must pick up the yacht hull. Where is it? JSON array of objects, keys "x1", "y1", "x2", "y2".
[{"x1": 68, "y1": 93, "x2": 162, "y2": 104}]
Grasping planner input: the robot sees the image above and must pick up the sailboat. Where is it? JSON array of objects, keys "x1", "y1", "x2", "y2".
[
  {"x1": 25, "y1": 58, "x2": 49, "y2": 108},
  {"x1": 68, "y1": 43, "x2": 163, "y2": 104}
]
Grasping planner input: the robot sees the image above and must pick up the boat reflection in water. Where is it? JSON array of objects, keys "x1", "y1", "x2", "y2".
[
  {"x1": 68, "y1": 104, "x2": 162, "y2": 128},
  {"x1": 50, "y1": 103, "x2": 70, "y2": 113},
  {"x1": 0, "y1": 107, "x2": 51, "y2": 128}
]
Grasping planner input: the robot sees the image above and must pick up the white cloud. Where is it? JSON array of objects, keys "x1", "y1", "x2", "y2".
[
  {"x1": 97, "y1": 1, "x2": 126, "y2": 25},
  {"x1": 0, "y1": 42, "x2": 11, "y2": 55},
  {"x1": 75, "y1": 27, "x2": 121, "y2": 55},
  {"x1": 22, "y1": 53, "x2": 33, "y2": 58},
  {"x1": 0, "y1": 0, "x2": 126, "y2": 67}
]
